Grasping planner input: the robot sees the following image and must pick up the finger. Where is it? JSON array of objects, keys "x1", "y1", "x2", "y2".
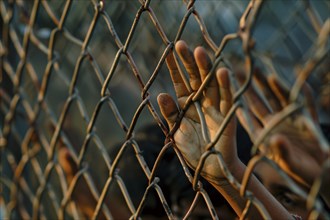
[
  {"x1": 268, "y1": 134, "x2": 314, "y2": 186},
  {"x1": 58, "y1": 146, "x2": 77, "y2": 183},
  {"x1": 157, "y1": 93, "x2": 180, "y2": 129},
  {"x1": 216, "y1": 68, "x2": 232, "y2": 115},
  {"x1": 236, "y1": 71, "x2": 271, "y2": 123},
  {"x1": 268, "y1": 75, "x2": 290, "y2": 107},
  {"x1": 269, "y1": 134, "x2": 288, "y2": 158},
  {"x1": 166, "y1": 51, "x2": 189, "y2": 98},
  {"x1": 236, "y1": 108, "x2": 262, "y2": 142},
  {"x1": 253, "y1": 70, "x2": 282, "y2": 113},
  {"x1": 194, "y1": 46, "x2": 219, "y2": 109},
  {"x1": 176, "y1": 40, "x2": 202, "y2": 91}
]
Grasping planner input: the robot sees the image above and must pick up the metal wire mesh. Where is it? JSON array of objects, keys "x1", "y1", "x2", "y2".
[{"x1": 1, "y1": 0, "x2": 329, "y2": 219}]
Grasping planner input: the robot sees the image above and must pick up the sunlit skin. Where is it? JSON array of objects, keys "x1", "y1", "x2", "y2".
[
  {"x1": 157, "y1": 40, "x2": 292, "y2": 219},
  {"x1": 235, "y1": 69, "x2": 330, "y2": 208},
  {"x1": 58, "y1": 40, "x2": 329, "y2": 219},
  {"x1": 58, "y1": 144, "x2": 110, "y2": 220},
  {"x1": 254, "y1": 161, "x2": 308, "y2": 219},
  {"x1": 157, "y1": 41, "x2": 238, "y2": 182}
]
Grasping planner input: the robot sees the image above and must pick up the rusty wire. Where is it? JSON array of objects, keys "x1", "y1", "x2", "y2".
[{"x1": 1, "y1": 0, "x2": 329, "y2": 219}]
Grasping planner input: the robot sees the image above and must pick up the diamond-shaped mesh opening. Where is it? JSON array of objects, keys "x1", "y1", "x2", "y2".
[{"x1": 1, "y1": 1, "x2": 329, "y2": 219}]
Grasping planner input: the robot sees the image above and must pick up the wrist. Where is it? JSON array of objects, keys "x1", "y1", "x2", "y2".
[{"x1": 201, "y1": 158, "x2": 246, "y2": 186}]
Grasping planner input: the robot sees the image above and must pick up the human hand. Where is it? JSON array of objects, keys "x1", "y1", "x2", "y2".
[
  {"x1": 236, "y1": 70, "x2": 329, "y2": 187},
  {"x1": 58, "y1": 143, "x2": 104, "y2": 219},
  {"x1": 157, "y1": 40, "x2": 238, "y2": 182}
]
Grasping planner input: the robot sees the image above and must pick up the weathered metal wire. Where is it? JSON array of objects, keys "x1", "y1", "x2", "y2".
[{"x1": 1, "y1": 0, "x2": 329, "y2": 219}]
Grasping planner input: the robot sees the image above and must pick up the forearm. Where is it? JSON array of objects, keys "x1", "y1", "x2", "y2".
[{"x1": 207, "y1": 160, "x2": 293, "y2": 219}]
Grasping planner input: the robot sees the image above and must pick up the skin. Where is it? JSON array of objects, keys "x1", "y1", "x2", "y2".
[
  {"x1": 254, "y1": 161, "x2": 309, "y2": 219},
  {"x1": 58, "y1": 124, "x2": 236, "y2": 219},
  {"x1": 157, "y1": 40, "x2": 292, "y2": 219},
  {"x1": 58, "y1": 136, "x2": 173, "y2": 220},
  {"x1": 235, "y1": 69, "x2": 330, "y2": 208},
  {"x1": 58, "y1": 41, "x2": 329, "y2": 219},
  {"x1": 57, "y1": 144, "x2": 110, "y2": 220}
]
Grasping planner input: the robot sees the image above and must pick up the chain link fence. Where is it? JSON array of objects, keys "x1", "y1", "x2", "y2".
[{"x1": 1, "y1": 0, "x2": 329, "y2": 219}]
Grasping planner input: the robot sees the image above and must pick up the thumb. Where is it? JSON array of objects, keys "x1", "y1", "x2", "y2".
[{"x1": 157, "y1": 93, "x2": 179, "y2": 129}]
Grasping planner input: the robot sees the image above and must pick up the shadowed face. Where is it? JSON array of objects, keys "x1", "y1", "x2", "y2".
[{"x1": 255, "y1": 161, "x2": 308, "y2": 219}]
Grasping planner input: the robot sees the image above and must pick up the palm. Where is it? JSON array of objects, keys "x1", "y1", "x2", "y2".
[
  {"x1": 267, "y1": 116, "x2": 327, "y2": 186},
  {"x1": 174, "y1": 105, "x2": 236, "y2": 179},
  {"x1": 158, "y1": 41, "x2": 237, "y2": 181}
]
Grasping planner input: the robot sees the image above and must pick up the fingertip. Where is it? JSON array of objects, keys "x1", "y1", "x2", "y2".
[
  {"x1": 216, "y1": 68, "x2": 230, "y2": 87},
  {"x1": 194, "y1": 46, "x2": 212, "y2": 69},
  {"x1": 216, "y1": 67, "x2": 229, "y2": 76},
  {"x1": 157, "y1": 93, "x2": 177, "y2": 115},
  {"x1": 157, "y1": 93, "x2": 170, "y2": 106},
  {"x1": 236, "y1": 108, "x2": 244, "y2": 119},
  {"x1": 194, "y1": 46, "x2": 206, "y2": 58},
  {"x1": 157, "y1": 93, "x2": 178, "y2": 127},
  {"x1": 175, "y1": 40, "x2": 188, "y2": 53}
]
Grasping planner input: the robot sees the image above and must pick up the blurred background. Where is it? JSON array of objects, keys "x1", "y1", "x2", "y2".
[{"x1": 1, "y1": 0, "x2": 329, "y2": 219}]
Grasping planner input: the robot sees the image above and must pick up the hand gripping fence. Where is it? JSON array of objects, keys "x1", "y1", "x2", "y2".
[{"x1": 0, "y1": 0, "x2": 329, "y2": 219}]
